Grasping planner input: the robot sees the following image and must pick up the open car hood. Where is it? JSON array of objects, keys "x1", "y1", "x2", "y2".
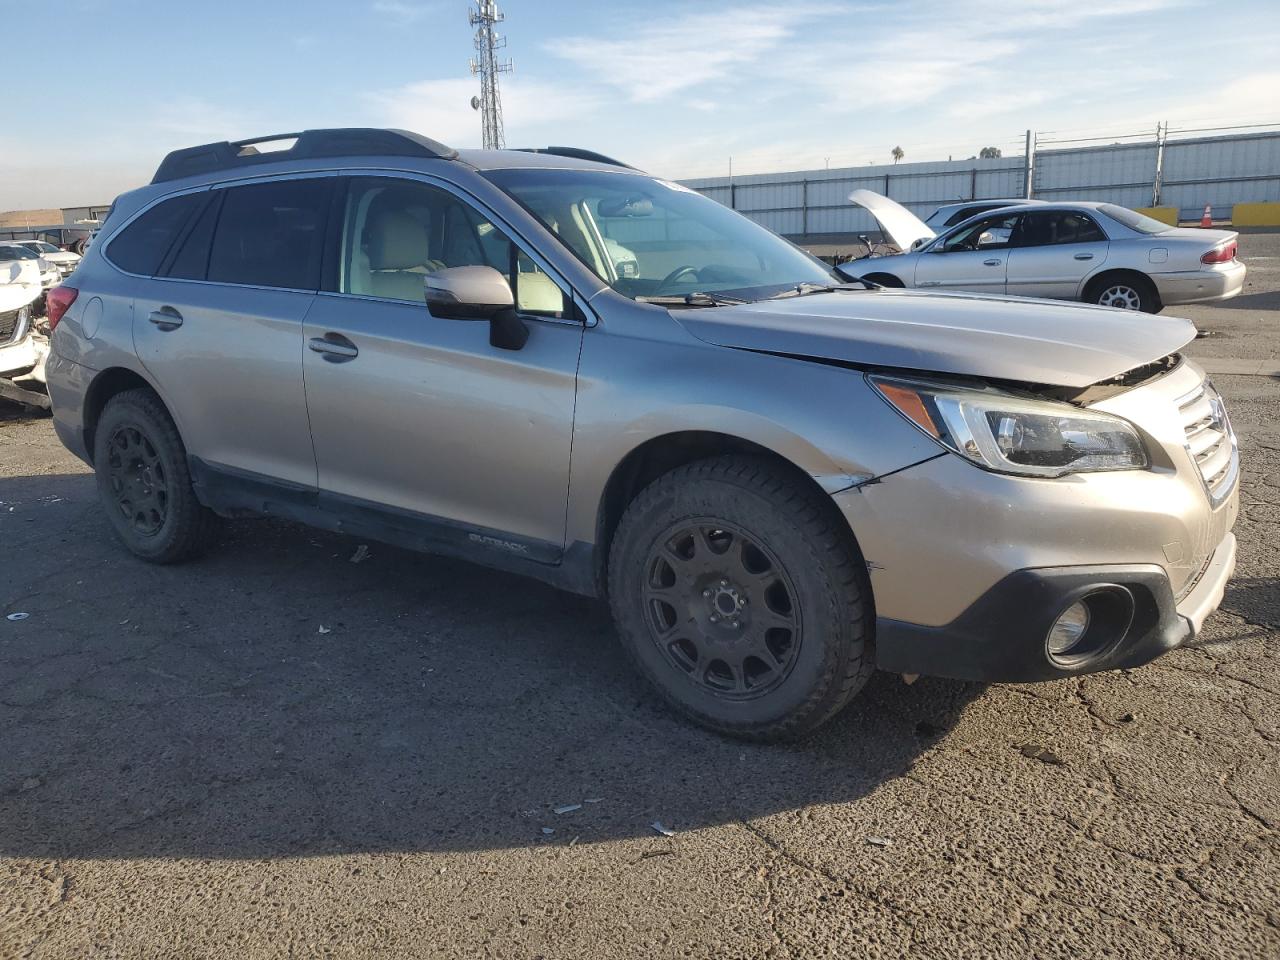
[
  {"x1": 0, "y1": 265, "x2": 40, "y2": 312},
  {"x1": 674, "y1": 288, "x2": 1196, "y2": 388},
  {"x1": 848, "y1": 189, "x2": 935, "y2": 249}
]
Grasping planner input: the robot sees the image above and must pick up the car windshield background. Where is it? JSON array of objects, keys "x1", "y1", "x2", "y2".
[
  {"x1": 0, "y1": 244, "x2": 39, "y2": 261},
  {"x1": 334, "y1": 177, "x2": 567, "y2": 317},
  {"x1": 483, "y1": 168, "x2": 835, "y2": 301},
  {"x1": 1100, "y1": 203, "x2": 1170, "y2": 235},
  {"x1": 938, "y1": 214, "x2": 1020, "y2": 252}
]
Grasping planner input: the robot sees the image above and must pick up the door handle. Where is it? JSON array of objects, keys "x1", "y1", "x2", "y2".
[
  {"x1": 1074, "y1": 253, "x2": 1095, "y2": 260},
  {"x1": 308, "y1": 334, "x2": 358, "y2": 362},
  {"x1": 983, "y1": 258, "x2": 1002, "y2": 266},
  {"x1": 148, "y1": 307, "x2": 183, "y2": 331}
]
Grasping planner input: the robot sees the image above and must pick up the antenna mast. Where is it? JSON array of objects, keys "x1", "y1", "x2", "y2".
[{"x1": 469, "y1": 0, "x2": 512, "y2": 149}]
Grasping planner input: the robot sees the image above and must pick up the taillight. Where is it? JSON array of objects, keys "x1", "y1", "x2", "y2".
[
  {"x1": 45, "y1": 285, "x2": 78, "y2": 331},
  {"x1": 1201, "y1": 241, "x2": 1237, "y2": 264}
]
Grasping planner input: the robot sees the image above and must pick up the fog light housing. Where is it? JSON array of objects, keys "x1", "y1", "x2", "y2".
[{"x1": 1046, "y1": 601, "x2": 1091, "y2": 657}]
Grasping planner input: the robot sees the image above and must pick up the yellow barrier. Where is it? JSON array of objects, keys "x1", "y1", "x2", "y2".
[
  {"x1": 1134, "y1": 206, "x2": 1179, "y2": 225},
  {"x1": 1232, "y1": 202, "x2": 1280, "y2": 226}
]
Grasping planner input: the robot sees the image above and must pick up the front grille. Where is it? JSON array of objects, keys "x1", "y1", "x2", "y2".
[
  {"x1": 0, "y1": 307, "x2": 21, "y2": 344},
  {"x1": 1177, "y1": 379, "x2": 1238, "y2": 504}
]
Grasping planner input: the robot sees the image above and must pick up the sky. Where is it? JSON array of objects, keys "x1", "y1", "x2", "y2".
[{"x1": 2, "y1": 0, "x2": 1278, "y2": 210}]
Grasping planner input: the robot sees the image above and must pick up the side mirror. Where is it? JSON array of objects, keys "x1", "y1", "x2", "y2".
[
  {"x1": 423, "y1": 265, "x2": 528, "y2": 351},
  {"x1": 424, "y1": 265, "x2": 514, "y2": 320},
  {"x1": 910, "y1": 237, "x2": 929, "y2": 252}
]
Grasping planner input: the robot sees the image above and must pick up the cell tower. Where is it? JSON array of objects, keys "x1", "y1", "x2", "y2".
[{"x1": 469, "y1": 0, "x2": 512, "y2": 150}]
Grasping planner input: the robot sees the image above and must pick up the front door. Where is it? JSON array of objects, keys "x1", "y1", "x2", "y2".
[
  {"x1": 914, "y1": 212, "x2": 1020, "y2": 295},
  {"x1": 302, "y1": 175, "x2": 583, "y2": 555}
]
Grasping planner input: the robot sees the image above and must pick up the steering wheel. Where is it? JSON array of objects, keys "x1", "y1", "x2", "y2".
[{"x1": 657, "y1": 265, "x2": 700, "y2": 290}]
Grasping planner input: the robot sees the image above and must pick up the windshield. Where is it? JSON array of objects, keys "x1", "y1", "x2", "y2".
[
  {"x1": 23, "y1": 241, "x2": 59, "y2": 254},
  {"x1": 483, "y1": 168, "x2": 836, "y2": 301},
  {"x1": 0, "y1": 245, "x2": 38, "y2": 261},
  {"x1": 1100, "y1": 204, "x2": 1170, "y2": 236}
]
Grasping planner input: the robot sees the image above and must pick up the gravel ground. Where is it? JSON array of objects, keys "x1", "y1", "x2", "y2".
[{"x1": 1, "y1": 233, "x2": 1278, "y2": 959}]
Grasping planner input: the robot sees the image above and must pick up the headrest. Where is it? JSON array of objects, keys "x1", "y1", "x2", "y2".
[{"x1": 367, "y1": 210, "x2": 429, "y2": 271}]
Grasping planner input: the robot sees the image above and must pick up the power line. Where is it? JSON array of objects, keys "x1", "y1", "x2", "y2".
[{"x1": 469, "y1": 0, "x2": 511, "y2": 150}]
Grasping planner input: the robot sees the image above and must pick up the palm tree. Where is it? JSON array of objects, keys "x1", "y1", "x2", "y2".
[{"x1": 891, "y1": 146, "x2": 904, "y2": 164}]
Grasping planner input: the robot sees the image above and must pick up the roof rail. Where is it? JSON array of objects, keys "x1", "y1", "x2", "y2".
[
  {"x1": 514, "y1": 146, "x2": 637, "y2": 170},
  {"x1": 151, "y1": 128, "x2": 458, "y2": 184}
]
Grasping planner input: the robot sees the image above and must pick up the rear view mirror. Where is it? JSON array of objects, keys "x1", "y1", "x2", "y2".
[
  {"x1": 424, "y1": 266, "x2": 514, "y2": 320},
  {"x1": 597, "y1": 195, "x2": 654, "y2": 218}
]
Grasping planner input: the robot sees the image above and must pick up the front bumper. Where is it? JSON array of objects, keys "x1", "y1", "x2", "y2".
[
  {"x1": 875, "y1": 532, "x2": 1236, "y2": 682},
  {"x1": 1152, "y1": 260, "x2": 1246, "y2": 305}
]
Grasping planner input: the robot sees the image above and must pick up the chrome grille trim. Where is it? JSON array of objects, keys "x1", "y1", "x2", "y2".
[{"x1": 1176, "y1": 379, "x2": 1238, "y2": 506}]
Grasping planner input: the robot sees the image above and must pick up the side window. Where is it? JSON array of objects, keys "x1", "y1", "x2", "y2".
[
  {"x1": 207, "y1": 178, "x2": 331, "y2": 290},
  {"x1": 1015, "y1": 211, "x2": 1108, "y2": 247},
  {"x1": 939, "y1": 214, "x2": 1018, "y2": 252},
  {"x1": 338, "y1": 177, "x2": 568, "y2": 317},
  {"x1": 106, "y1": 193, "x2": 203, "y2": 275},
  {"x1": 164, "y1": 194, "x2": 221, "y2": 280}
]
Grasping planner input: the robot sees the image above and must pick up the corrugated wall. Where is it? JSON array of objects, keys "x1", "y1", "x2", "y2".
[{"x1": 682, "y1": 130, "x2": 1280, "y2": 236}]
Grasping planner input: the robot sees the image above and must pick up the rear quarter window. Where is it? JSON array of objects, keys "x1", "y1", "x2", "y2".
[{"x1": 106, "y1": 193, "x2": 204, "y2": 275}]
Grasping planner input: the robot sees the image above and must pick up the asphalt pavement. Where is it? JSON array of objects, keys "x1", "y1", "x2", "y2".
[{"x1": 1, "y1": 232, "x2": 1278, "y2": 959}]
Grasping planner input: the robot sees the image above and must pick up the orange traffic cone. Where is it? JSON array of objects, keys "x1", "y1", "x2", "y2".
[{"x1": 1200, "y1": 204, "x2": 1213, "y2": 228}]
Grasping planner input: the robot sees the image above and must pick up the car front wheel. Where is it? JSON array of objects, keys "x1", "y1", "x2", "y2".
[{"x1": 607, "y1": 456, "x2": 874, "y2": 741}]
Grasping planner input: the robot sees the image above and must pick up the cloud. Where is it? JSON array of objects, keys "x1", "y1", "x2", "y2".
[
  {"x1": 548, "y1": 4, "x2": 833, "y2": 104},
  {"x1": 371, "y1": 1, "x2": 443, "y2": 23},
  {"x1": 368, "y1": 77, "x2": 605, "y2": 147}
]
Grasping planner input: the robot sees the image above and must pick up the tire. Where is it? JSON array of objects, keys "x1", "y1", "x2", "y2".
[
  {"x1": 607, "y1": 456, "x2": 874, "y2": 741},
  {"x1": 93, "y1": 388, "x2": 216, "y2": 563},
  {"x1": 1088, "y1": 274, "x2": 1161, "y2": 314}
]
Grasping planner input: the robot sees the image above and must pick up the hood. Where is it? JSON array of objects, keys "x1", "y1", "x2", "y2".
[
  {"x1": 41, "y1": 250, "x2": 80, "y2": 264},
  {"x1": 0, "y1": 265, "x2": 40, "y2": 312},
  {"x1": 848, "y1": 189, "x2": 935, "y2": 249},
  {"x1": 674, "y1": 288, "x2": 1196, "y2": 388}
]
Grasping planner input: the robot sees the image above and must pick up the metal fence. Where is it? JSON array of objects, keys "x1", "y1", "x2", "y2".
[{"x1": 681, "y1": 125, "x2": 1280, "y2": 239}]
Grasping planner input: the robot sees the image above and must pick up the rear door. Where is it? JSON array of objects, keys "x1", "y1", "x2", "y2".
[
  {"x1": 914, "y1": 213, "x2": 1019, "y2": 294},
  {"x1": 1005, "y1": 210, "x2": 1110, "y2": 300},
  {"x1": 302, "y1": 174, "x2": 582, "y2": 554},
  {"x1": 128, "y1": 176, "x2": 332, "y2": 488}
]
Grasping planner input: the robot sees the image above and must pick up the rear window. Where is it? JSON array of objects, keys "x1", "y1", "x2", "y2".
[
  {"x1": 1100, "y1": 204, "x2": 1170, "y2": 236},
  {"x1": 107, "y1": 193, "x2": 204, "y2": 275},
  {"x1": 206, "y1": 178, "x2": 331, "y2": 290}
]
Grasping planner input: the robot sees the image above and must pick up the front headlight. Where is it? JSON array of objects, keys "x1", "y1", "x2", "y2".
[{"x1": 870, "y1": 375, "x2": 1149, "y2": 478}]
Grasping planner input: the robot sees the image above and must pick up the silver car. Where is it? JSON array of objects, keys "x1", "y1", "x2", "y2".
[
  {"x1": 44, "y1": 128, "x2": 1239, "y2": 740},
  {"x1": 846, "y1": 197, "x2": 1246, "y2": 313}
]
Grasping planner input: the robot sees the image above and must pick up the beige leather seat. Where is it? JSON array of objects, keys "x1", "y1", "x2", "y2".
[{"x1": 366, "y1": 210, "x2": 436, "y2": 302}]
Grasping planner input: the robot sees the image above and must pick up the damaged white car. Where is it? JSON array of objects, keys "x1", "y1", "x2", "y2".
[
  {"x1": 0, "y1": 255, "x2": 52, "y2": 411},
  {"x1": 840, "y1": 190, "x2": 1245, "y2": 313}
]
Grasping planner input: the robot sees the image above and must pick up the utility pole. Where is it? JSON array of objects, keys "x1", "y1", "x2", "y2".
[
  {"x1": 469, "y1": 0, "x2": 511, "y2": 150},
  {"x1": 1023, "y1": 129, "x2": 1036, "y2": 199},
  {"x1": 1152, "y1": 120, "x2": 1167, "y2": 207}
]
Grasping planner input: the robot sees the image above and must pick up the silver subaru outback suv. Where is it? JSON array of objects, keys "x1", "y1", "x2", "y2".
[{"x1": 44, "y1": 129, "x2": 1239, "y2": 740}]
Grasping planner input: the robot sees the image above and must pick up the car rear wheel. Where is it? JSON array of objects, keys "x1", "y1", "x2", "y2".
[
  {"x1": 607, "y1": 456, "x2": 874, "y2": 741},
  {"x1": 93, "y1": 388, "x2": 216, "y2": 563},
  {"x1": 1089, "y1": 274, "x2": 1161, "y2": 313}
]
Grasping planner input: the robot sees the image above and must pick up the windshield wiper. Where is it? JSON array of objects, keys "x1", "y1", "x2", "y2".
[
  {"x1": 765, "y1": 279, "x2": 879, "y2": 300},
  {"x1": 637, "y1": 291, "x2": 749, "y2": 307}
]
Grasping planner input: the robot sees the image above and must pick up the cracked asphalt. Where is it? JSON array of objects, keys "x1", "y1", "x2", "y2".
[{"x1": 2, "y1": 233, "x2": 1278, "y2": 959}]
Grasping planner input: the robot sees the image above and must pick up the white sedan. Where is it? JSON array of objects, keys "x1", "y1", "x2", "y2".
[{"x1": 840, "y1": 192, "x2": 1246, "y2": 313}]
